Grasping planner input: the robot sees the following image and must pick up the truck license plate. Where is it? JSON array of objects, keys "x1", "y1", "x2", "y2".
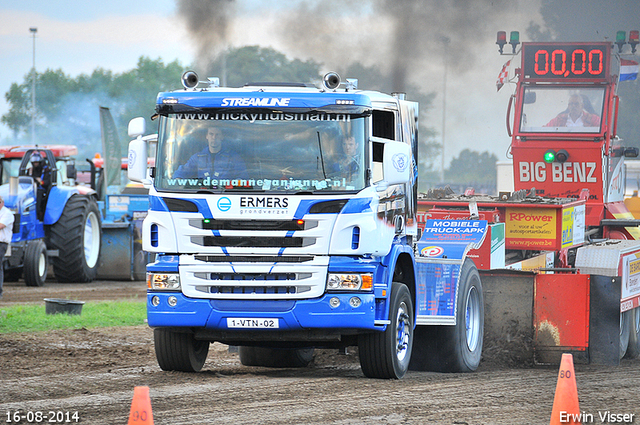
[{"x1": 227, "y1": 318, "x2": 279, "y2": 329}]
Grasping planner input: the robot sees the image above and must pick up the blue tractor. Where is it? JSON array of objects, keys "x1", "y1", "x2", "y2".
[{"x1": 0, "y1": 146, "x2": 102, "y2": 286}]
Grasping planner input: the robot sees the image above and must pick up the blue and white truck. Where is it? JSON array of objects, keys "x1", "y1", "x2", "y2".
[{"x1": 127, "y1": 72, "x2": 486, "y2": 379}]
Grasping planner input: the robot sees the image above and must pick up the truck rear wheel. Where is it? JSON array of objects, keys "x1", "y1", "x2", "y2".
[
  {"x1": 238, "y1": 346, "x2": 314, "y2": 368},
  {"x1": 358, "y1": 282, "x2": 413, "y2": 379},
  {"x1": 624, "y1": 308, "x2": 640, "y2": 359},
  {"x1": 410, "y1": 258, "x2": 484, "y2": 372},
  {"x1": 154, "y1": 329, "x2": 210, "y2": 372},
  {"x1": 24, "y1": 240, "x2": 48, "y2": 287},
  {"x1": 48, "y1": 195, "x2": 101, "y2": 283}
]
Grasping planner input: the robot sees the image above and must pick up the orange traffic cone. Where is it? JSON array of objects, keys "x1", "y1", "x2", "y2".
[
  {"x1": 128, "y1": 386, "x2": 154, "y2": 425},
  {"x1": 550, "y1": 353, "x2": 581, "y2": 425}
]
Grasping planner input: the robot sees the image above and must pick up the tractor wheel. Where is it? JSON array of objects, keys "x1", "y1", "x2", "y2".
[
  {"x1": 238, "y1": 346, "x2": 314, "y2": 368},
  {"x1": 48, "y1": 195, "x2": 101, "y2": 283},
  {"x1": 410, "y1": 258, "x2": 484, "y2": 372},
  {"x1": 154, "y1": 329, "x2": 209, "y2": 372},
  {"x1": 24, "y1": 240, "x2": 48, "y2": 287},
  {"x1": 358, "y1": 282, "x2": 413, "y2": 379}
]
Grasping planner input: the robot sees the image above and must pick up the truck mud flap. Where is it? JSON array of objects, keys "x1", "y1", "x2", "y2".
[
  {"x1": 588, "y1": 275, "x2": 621, "y2": 365},
  {"x1": 480, "y1": 270, "x2": 535, "y2": 366}
]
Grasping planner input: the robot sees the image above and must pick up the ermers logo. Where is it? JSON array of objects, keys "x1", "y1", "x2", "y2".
[
  {"x1": 217, "y1": 197, "x2": 232, "y2": 212},
  {"x1": 240, "y1": 197, "x2": 288, "y2": 208},
  {"x1": 420, "y1": 246, "x2": 444, "y2": 257},
  {"x1": 221, "y1": 98, "x2": 290, "y2": 107},
  {"x1": 508, "y1": 212, "x2": 553, "y2": 222}
]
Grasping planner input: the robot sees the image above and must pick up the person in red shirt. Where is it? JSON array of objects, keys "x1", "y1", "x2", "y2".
[{"x1": 545, "y1": 94, "x2": 600, "y2": 128}]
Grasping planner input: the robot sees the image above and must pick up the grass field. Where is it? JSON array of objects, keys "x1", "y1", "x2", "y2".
[{"x1": 0, "y1": 299, "x2": 146, "y2": 333}]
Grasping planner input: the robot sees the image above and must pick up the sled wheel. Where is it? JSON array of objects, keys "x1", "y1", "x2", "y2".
[
  {"x1": 24, "y1": 240, "x2": 48, "y2": 287},
  {"x1": 620, "y1": 309, "x2": 632, "y2": 359},
  {"x1": 358, "y1": 282, "x2": 413, "y2": 379},
  {"x1": 624, "y1": 307, "x2": 640, "y2": 359},
  {"x1": 238, "y1": 346, "x2": 314, "y2": 368},
  {"x1": 154, "y1": 329, "x2": 209, "y2": 372},
  {"x1": 48, "y1": 195, "x2": 101, "y2": 283},
  {"x1": 410, "y1": 258, "x2": 484, "y2": 372}
]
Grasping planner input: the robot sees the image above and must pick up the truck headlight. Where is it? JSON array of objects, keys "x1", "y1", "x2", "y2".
[
  {"x1": 326, "y1": 273, "x2": 372, "y2": 291},
  {"x1": 147, "y1": 272, "x2": 181, "y2": 291}
]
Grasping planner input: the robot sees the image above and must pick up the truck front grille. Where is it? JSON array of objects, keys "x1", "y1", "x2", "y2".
[
  {"x1": 192, "y1": 271, "x2": 313, "y2": 296},
  {"x1": 193, "y1": 236, "x2": 315, "y2": 248}
]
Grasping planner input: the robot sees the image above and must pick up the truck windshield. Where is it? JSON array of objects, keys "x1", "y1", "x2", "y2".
[
  {"x1": 519, "y1": 87, "x2": 605, "y2": 134},
  {"x1": 155, "y1": 113, "x2": 366, "y2": 192}
]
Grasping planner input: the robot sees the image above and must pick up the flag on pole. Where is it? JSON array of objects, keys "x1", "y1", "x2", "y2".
[
  {"x1": 99, "y1": 106, "x2": 122, "y2": 197},
  {"x1": 496, "y1": 60, "x2": 511, "y2": 91},
  {"x1": 620, "y1": 59, "x2": 639, "y2": 81}
]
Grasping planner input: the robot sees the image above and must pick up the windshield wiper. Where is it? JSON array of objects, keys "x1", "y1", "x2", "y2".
[{"x1": 317, "y1": 131, "x2": 327, "y2": 180}]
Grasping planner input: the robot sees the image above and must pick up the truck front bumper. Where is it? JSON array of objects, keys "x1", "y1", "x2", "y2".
[{"x1": 147, "y1": 291, "x2": 380, "y2": 331}]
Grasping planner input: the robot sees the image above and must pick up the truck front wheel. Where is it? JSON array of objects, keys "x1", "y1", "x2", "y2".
[
  {"x1": 48, "y1": 195, "x2": 101, "y2": 283},
  {"x1": 154, "y1": 329, "x2": 210, "y2": 372},
  {"x1": 358, "y1": 282, "x2": 413, "y2": 379},
  {"x1": 238, "y1": 346, "x2": 314, "y2": 368}
]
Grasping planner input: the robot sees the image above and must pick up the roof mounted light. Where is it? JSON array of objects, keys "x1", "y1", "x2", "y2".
[
  {"x1": 616, "y1": 31, "x2": 627, "y2": 53},
  {"x1": 496, "y1": 31, "x2": 507, "y2": 54},
  {"x1": 629, "y1": 30, "x2": 639, "y2": 54},
  {"x1": 509, "y1": 31, "x2": 520, "y2": 53},
  {"x1": 323, "y1": 72, "x2": 340, "y2": 90},
  {"x1": 345, "y1": 78, "x2": 358, "y2": 91},
  {"x1": 181, "y1": 70, "x2": 199, "y2": 89}
]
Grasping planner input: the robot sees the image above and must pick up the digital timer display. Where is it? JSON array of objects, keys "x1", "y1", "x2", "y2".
[{"x1": 523, "y1": 43, "x2": 610, "y2": 80}]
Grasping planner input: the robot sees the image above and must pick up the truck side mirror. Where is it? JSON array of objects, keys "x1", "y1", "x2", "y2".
[
  {"x1": 376, "y1": 141, "x2": 412, "y2": 188},
  {"x1": 128, "y1": 137, "x2": 149, "y2": 184},
  {"x1": 624, "y1": 147, "x2": 639, "y2": 158},
  {"x1": 128, "y1": 117, "x2": 146, "y2": 139}
]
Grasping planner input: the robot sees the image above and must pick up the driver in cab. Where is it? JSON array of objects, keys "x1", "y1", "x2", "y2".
[
  {"x1": 545, "y1": 94, "x2": 600, "y2": 128},
  {"x1": 174, "y1": 126, "x2": 246, "y2": 179}
]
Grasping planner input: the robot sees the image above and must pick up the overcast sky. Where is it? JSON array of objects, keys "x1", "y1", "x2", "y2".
[{"x1": 1, "y1": 0, "x2": 637, "y2": 167}]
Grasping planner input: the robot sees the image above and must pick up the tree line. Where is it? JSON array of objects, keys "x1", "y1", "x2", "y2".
[{"x1": 2, "y1": 45, "x2": 496, "y2": 191}]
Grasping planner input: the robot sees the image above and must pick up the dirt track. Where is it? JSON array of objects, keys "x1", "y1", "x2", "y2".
[{"x1": 0, "y1": 280, "x2": 638, "y2": 424}]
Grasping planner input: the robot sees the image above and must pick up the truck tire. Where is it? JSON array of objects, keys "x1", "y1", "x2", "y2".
[
  {"x1": 410, "y1": 258, "x2": 484, "y2": 372},
  {"x1": 238, "y1": 346, "x2": 314, "y2": 368},
  {"x1": 154, "y1": 329, "x2": 210, "y2": 372},
  {"x1": 358, "y1": 282, "x2": 413, "y2": 379},
  {"x1": 24, "y1": 240, "x2": 48, "y2": 287},
  {"x1": 48, "y1": 195, "x2": 101, "y2": 283},
  {"x1": 624, "y1": 308, "x2": 640, "y2": 359}
]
